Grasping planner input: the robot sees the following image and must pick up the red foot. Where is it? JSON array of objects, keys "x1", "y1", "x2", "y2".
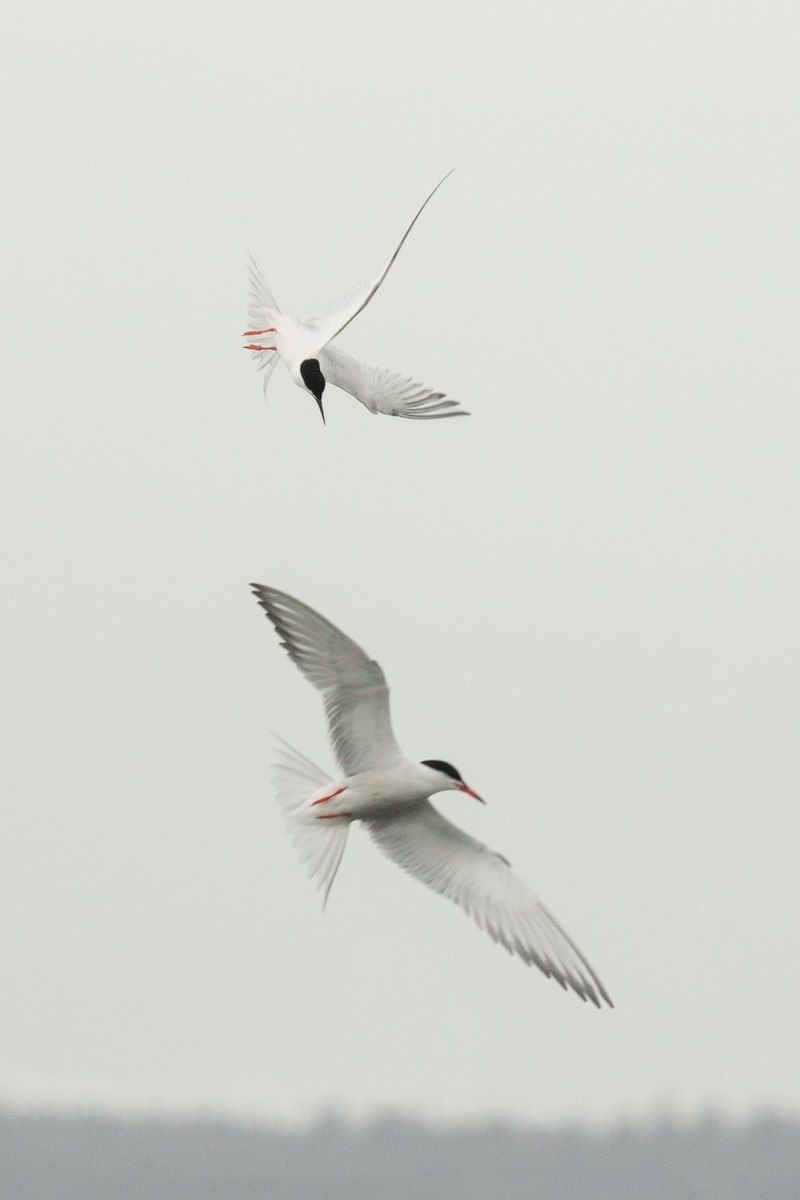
[
  {"x1": 243, "y1": 327, "x2": 277, "y2": 336},
  {"x1": 316, "y1": 811, "x2": 352, "y2": 820},
  {"x1": 244, "y1": 343, "x2": 277, "y2": 351},
  {"x1": 312, "y1": 787, "x2": 346, "y2": 806}
]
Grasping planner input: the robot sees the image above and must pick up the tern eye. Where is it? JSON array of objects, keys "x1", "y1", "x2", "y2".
[{"x1": 420, "y1": 759, "x2": 463, "y2": 783}]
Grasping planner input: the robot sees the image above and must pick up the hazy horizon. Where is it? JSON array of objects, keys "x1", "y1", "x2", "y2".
[{"x1": 3, "y1": 1108, "x2": 799, "y2": 1199}]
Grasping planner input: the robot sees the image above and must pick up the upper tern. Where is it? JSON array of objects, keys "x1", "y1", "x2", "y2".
[
  {"x1": 243, "y1": 172, "x2": 467, "y2": 424},
  {"x1": 250, "y1": 585, "x2": 613, "y2": 1009}
]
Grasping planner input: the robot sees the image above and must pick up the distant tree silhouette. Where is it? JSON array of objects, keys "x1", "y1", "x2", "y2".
[{"x1": 1, "y1": 1109, "x2": 798, "y2": 1199}]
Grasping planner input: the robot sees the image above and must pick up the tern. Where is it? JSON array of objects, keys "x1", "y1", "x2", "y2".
[
  {"x1": 243, "y1": 172, "x2": 467, "y2": 424},
  {"x1": 250, "y1": 585, "x2": 612, "y2": 1008}
]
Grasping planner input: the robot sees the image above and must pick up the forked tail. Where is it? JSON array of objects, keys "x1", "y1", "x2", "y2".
[
  {"x1": 271, "y1": 735, "x2": 349, "y2": 908},
  {"x1": 246, "y1": 250, "x2": 282, "y2": 398}
]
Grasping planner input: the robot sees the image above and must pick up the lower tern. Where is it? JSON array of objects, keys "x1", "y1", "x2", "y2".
[
  {"x1": 251, "y1": 585, "x2": 612, "y2": 1009},
  {"x1": 243, "y1": 172, "x2": 467, "y2": 424}
]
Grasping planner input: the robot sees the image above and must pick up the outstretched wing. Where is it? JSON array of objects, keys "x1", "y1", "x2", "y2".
[
  {"x1": 302, "y1": 170, "x2": 453, "y2": 347},
  {"x1": 251, "y1": 585, "x2": 405, "y2": 776},
  {"x1": 319, "y1": 346, "x2": 467, "y2": 420},
  {"x1": 367, "y1": 803, "x2": 613, "y2": 1008},
  {"x1": 246, "y1": 250, "x2": 282, "y2": 396}
]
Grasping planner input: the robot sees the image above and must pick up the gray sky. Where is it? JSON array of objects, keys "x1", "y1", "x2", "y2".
[{"x1": 2, "y1": 0, "x2": 799, "y2": 1127}]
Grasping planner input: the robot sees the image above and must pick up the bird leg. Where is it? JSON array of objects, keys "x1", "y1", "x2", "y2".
[
  {"x1": 243, "y1": 344, "x2": 277, "y2": 351},
  {"x1": 242, "y1": 327, "x2": 276, "y2": 336},
  {"x1": 312, "y1": 787, "x2": 346, "y2": 806},
  {"x1": 312, "y1": 786, "x2": 349, "y2": 817}
]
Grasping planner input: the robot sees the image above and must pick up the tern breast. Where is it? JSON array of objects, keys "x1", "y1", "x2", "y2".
[{"x1": 309, "y1": 763, "x2": 431, "y2": 821}]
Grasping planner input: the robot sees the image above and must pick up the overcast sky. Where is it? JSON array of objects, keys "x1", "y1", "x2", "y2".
[{"x1": 2, "y1": 0, "x2": 799, "y2": 1127}]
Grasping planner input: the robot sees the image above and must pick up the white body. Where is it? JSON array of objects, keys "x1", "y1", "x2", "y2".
[
  {"x1": 271, "y1": 319, "x2": 321, "y2": 390},
  {"x1": 301, "y1": 761, "x2": 459, "y2": 820}
]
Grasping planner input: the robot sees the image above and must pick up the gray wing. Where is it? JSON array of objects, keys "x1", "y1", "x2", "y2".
[
  {"x1": 319, "y1": 345, "x2": 467, "y2": 420},
  {"x1": 251, "y1": 585, "x2": 405, "y2": 776},
  {"x1": 368, "y1": 803, "x2": 613, "y2": 1008},
  {"x1": 301, "y1": 170, "x2": 453, "y2": 346}
]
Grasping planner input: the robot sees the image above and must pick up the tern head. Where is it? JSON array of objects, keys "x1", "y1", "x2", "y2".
[
  {"x1": 420, "y1": 759, "x2": 484, "y2": 803},
  {"x1": 300, "y1": 358, "x2": 326, "y2": 423}
]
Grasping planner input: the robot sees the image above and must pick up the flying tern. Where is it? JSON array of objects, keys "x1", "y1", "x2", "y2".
[
  {"x1": 243, "y1": 172, "x2": 467, "y2": 424},
  {"x1": 250, "y1": 585, "x2": 613, "y2": 1008}
]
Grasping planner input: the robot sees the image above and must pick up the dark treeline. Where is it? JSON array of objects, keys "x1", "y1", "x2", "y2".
[{"x1": 1, "y1": 1109, "x2": 798, "y2": 1199}]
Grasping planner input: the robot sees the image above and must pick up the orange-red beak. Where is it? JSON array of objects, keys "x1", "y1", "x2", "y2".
[{"x1": 458, "y1": 783, "x2": 485, "y2": 804}]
